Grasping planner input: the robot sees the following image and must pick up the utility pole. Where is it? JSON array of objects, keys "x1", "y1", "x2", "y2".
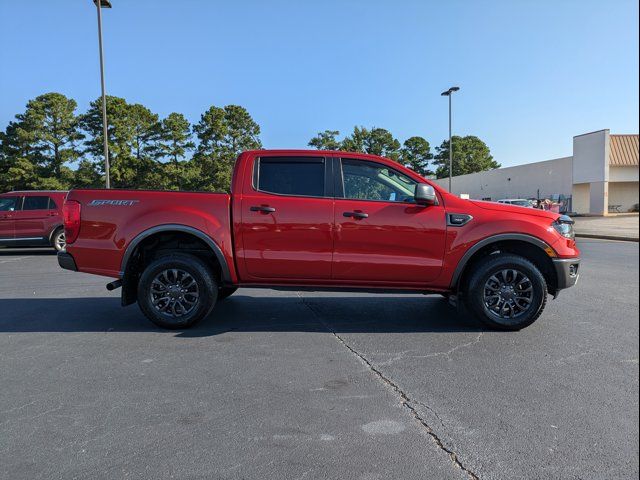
[
  {"x1": 94, "y1": 0, "x2": 113, "y2": 188},
  {"x1": 441, "y1": 86, "x2": 460, "y2": 193}
]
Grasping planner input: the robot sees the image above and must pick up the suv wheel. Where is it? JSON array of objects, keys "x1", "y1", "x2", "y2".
[
  {"x1": 465, "y1": 254, "x2": 547, "y2": 331},
  {"x1": 137, "y1": 253, "x2": 218, "y2": 329},
  {"x1": 52, "y1": 228, "x2": 66, "y2": 252}
]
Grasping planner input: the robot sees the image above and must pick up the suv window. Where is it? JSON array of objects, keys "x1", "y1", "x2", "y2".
[
  {"x1": 22, "y1": 196, "x2": 50, "y2": 210},
  {"x1": 257, "y1": 157, "x2": 325, "y2": 197},
  {"x1": 0, "y1": 197, "x2": 18, "y2": 211},
  {"x1": 340, "y1": 159, "x2": 417, "y2": 202}
]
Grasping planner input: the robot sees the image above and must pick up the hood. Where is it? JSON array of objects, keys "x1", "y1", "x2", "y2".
[{"x1": 469, "y1": 200, "x2": 559, "y2": 220}]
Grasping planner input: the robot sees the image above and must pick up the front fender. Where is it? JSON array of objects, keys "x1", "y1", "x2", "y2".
[{"x1": 439, "y1": 213, "x2": 562, "y2": 289}]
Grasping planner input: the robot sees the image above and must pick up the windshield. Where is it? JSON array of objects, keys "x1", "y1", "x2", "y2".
[{"x1": 512, "y1": 200, "x2": 531, "y2": 207}]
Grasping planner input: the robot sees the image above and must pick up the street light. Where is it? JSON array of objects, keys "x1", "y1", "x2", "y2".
[
  {"x1": 93, "y1": 0, "x2": 112, "y2": 188},
  {"x1": 441, "y1": 86, "x2": 460, "y2": 193}
]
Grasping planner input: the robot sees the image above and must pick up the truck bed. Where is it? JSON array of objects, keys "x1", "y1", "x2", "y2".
[{"x1": 65, "y1": 189, "x2": 233, "y2": 279}]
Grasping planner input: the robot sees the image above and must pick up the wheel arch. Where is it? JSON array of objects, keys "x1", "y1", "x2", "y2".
[
  {"x1": 452, "y1": 234, "x2": 559, "y2": 295},
  {"x1": 48, "y1": 224, "x2": 64, "y2": 244},
  {"x1": 120, "y1": 224, "x2": 232, "y2": 306}
]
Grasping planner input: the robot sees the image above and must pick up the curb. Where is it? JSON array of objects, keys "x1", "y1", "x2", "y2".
[{"x1": 576, "y1": 233, "x2": 639, "y2": 242}]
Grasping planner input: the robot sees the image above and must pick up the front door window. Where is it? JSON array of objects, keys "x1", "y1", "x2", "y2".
[{"x1": 341, "y1": 159, "x2": 417, "y2": 203}]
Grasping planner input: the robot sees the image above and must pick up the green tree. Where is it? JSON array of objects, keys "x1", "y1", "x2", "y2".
[
  {"x1": 0, "y1": 121, "x2": 32, "y2": 191},
  {"x1": 16, "y1": 92, "x2": 83, "y2": 178},
  {"x1": 80, "y1": 96, "x2": 161, "y2": 188},
  {"x1": 0, "y1": 157, "x2": 39, "y2": 191},
  {"x1": 340, "y1": 126, "x2": 368, "y2": 153},
  {"x1": 400, "y1": 136, "x2": 432, "y2": 176},
  {"x1": 73, "y1": 159, "x2": 102, "y2": 188},
  {"x1": 308, "y1": 130, "x2": 341, "y2": 150},
  {"x1": 0, "y1": 121, "x2": 34, "y2": 163},
  {"x1": 80, "y1": 95, "x2": 131, "y2": 187},
  {"x1": 128, "y1": 103, "x2": 160, "y2": 188},
  {"x1": 311, "y1": 126, "x2": 402, "y2": 161},
  {"x1": 361, "y1": 128, "x2": 401, "y2": 160},
  {"x1": 192, "y1": 105, "x2": 261, "y2": 191},
  {"x1": 0, "y1": 93, "x2": 83, "y2": 191},
  {"x1": 129, "y1": 103, "x2": 159, "y2": 161},
  {"x1": 433, "y1": 135, "x2": 500, "y2": 178},
  {"x1": 157, "y1": 113, "x2": 194, "y2": 189}
]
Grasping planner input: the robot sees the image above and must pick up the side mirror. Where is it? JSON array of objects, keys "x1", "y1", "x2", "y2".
[{"x1": 414, "y1": 184, "x2": 438, "y2": 206}]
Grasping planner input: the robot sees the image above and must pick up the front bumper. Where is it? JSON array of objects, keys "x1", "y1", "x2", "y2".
[
  {"x1": 57, "y1": 251, "x2": 78, "y2": 272},
  {"x1": 552, "y1": 257, "x2": 580, "y2": 290}
]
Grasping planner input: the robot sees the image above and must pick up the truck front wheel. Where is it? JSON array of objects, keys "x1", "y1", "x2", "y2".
[
  {"x1": 137, "y1": 253, "x2": 218, "y2": 329},
  {"x1": 465, "y1": 254, "x2": 548, "y2": 331}
]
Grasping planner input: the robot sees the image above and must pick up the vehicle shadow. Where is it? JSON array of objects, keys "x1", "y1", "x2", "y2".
[
  {"x1": 0, "y1": 294, "x2": 483, "y2": 335},
  {"x1": 0, "y1": 247, "x2": 55, "y2": 256}
]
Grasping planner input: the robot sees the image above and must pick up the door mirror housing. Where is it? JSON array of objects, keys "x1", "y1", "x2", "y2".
[{"x1": 414, "y1": 184, "x2": 438, "y2": 206}]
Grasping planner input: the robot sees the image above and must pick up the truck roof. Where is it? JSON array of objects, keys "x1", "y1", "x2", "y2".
[{"x1": 242, "y1": 149, "x2": 398, "y2": 161}]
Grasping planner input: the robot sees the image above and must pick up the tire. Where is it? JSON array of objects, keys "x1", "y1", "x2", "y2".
[
  {"x1": 218, "y1": 286, "x2": 238, "y2": 301},
  {"x1": 51, "y1": 228, "x2": 66, "y2": 252},
  {"x1": 464, "y1": 254, "x2": 547, "y2": 331},
  {"x1": 137, "y1": 253, "x2": 218, "y2": 329}
]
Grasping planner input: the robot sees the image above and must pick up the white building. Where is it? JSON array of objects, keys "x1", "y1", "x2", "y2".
[{"x1": 434, "y1": 129, "x2": 639, "y2": 215}]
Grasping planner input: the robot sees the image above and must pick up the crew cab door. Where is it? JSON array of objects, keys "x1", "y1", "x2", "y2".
[
  {"x1": 332, "y1": 158, "x2": 446, "y2": 284},
  {"x1": 239, "y1": 155, "x2": 334, "y2": 280}
]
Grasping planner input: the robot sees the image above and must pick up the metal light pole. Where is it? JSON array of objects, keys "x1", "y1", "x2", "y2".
[
  {"x1": 441, "y1": 86, "x2": 460, "y2": 193},
  {"x1": 94, "y1": 0, "x2": 112, "y2": 188}
]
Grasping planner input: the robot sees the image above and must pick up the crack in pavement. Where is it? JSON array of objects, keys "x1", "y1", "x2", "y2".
[
  {"x1": 412, "y1": 332, "x2": 484, "y2": 361},
  {"x1": 376, "y1": 333, "x2": 485, "y2": 366},
  {"x1": 297, "y1": 293, "x2": 480, "y2": 480}
]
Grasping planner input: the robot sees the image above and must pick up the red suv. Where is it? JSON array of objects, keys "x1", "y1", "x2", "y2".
[{"x1": 0, "y1": 191, "x2": 68, "y2": 252}]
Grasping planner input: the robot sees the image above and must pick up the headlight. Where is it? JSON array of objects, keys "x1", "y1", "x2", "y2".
[{"x1": 552, "y1": 215, "x2": 575, "y2": 239}]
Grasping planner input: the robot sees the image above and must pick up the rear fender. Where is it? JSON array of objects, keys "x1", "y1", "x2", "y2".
[{"x1": 120, "y1": 224, "x2": 232, "y2": 306}]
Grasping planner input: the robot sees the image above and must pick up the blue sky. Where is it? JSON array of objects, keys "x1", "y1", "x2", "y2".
[{"x1": 0, "y1": 0, "x2": 638, "y2": 167}]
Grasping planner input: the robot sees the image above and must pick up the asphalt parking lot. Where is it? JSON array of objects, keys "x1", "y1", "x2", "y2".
[{"x1": 0, "y1": 239, "x2": 638, "y2": 480}]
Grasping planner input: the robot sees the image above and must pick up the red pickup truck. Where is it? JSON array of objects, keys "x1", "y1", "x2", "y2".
[{"x1": 58, "y1": 150, "x2": 580, "y2": 330}]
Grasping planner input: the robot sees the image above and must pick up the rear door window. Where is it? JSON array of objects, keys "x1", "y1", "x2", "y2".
[
  {"x1": 22, "y1": 196, "x2": 50, "y2": 210},
  {"x1": 256, "y1": 157, "x2": 326, "y2": 197}
]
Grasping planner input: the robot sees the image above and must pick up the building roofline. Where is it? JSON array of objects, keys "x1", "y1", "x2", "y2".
[
  {"x1": 573, "y1": 129, "x2": 609, "y2": 138},
  {"x1": 433, "y1": 156, "x2": 573, "y2": 181}
]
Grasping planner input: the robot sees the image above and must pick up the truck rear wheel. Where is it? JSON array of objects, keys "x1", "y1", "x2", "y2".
[
  {"x1": 464, "y1": 254, "x2": 547, "y2": 331},
  {"x1": 137, "y1": 253, "x2": 218, "y2": 329}
]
